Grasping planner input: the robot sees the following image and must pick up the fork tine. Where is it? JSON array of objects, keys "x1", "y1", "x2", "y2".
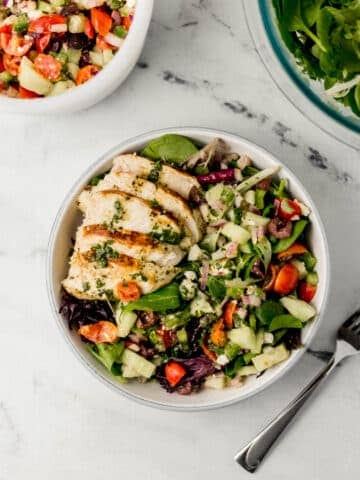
[{"x1": 339, "y1": 308, "x2": 360, "y2": 350}]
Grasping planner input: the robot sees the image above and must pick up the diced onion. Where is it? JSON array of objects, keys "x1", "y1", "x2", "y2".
[
  {"x1": 104, "y1": 33, "x2": 125, "y2": 48},
  {"x1": 50, "y1": 24, "x2": 68, "y2": 33}
]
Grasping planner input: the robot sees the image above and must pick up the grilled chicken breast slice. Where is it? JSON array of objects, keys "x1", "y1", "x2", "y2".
[
  {"x1": 112, "y1": 154, "x2": 200, "y2": 200},
  {"x1": 95, "y1": 171, "x2": 204, "y2": 244},
  {"x1": 76, "y1": 224, "x2": 185, "y2": 266},
  {"x1": 78, "y1": 189, "x2": 182, "y2": 242},
  {"x1": 62, "y1": 251, "x2": 179, "y2": 300}
]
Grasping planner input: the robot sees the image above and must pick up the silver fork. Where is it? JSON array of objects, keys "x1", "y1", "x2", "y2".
[{"x1": 235, "y1": 309, "x2": 360, "y2": 473}]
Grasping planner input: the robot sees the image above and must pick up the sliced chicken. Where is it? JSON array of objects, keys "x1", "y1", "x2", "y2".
[
  {"x1": 112, "y1": 154, "x2": 200, "y2": 200},
  {"x1": 78, "y1": 189, "x2": 182, "y2": 242},
  {"x1": 75, "y1": 224, "x2": 185, "y2": 267},
  {"x1": 95, "y1": 171, "x2": 204, "y2": 244},
  {"x1": 62, "y1": 251, "x2": 179, "y2": 301}
]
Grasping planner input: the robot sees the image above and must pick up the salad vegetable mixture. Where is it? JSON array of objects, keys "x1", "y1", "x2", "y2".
[
  {"x1": 273, "y1": 0, "x2": 360, "y2": 117},
  {"x1": 0, "y1": 0, "x2": 135, "y2": 98},
  {"x1": 61, "y1": 134, "x2": 319, "y2": 395}
]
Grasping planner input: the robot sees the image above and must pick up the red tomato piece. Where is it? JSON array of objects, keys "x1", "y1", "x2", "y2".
[
  {"x1": 115, "y1": 281, "x2": 141, "y2": 302},
  {"x1": 274, "y1": 263, "x2": 299, "y2": 295},
  {"x1": 90, "y1": 8, "x2": 112, "y2": 36},
  {"x1": 84, "y1": 17, "x2": 95, "y2": 39},
  {"x1": 34, "y1": 54, "x2": 62, "y2": 80},
  {"x1": 18, "y1": 86, "x2": 41, "y2": 98},
  {"x1": 28, "y1": 15, "x2": 66, "y2": 34},
  {"x1": 277, "y1": 198, "x2": 302, "y2": 221},
  {"x1": 122, "y1": 16, "x2": 132, "y2": 30},
  {"x1": 0, "y1": 33, "x2": 33, "y2": 56},
  {"x1": 35, "y1": 33, "x2": 51, "y2": 53},
  {"x1": 76, "y1": 64, "x2": 100, "y2": 85},
  {"x1": 78, "y1": 321, "x2": 118, "y2": 344},
  {"x1": 298, "y1": 282, "x2": 317, "y2": 303},
  {"x1": 0, "y1": 54, "x2": 4, "y2": 73},
  {"x1": 3, "y1": 54, "x2": 21, "y2": 76},
  {"x1": 96, "y1": 34, "x2": 116, "y2": 51},
  {"x1": 165, "y1": 361, "x2": 186, "y2": 387},
  {"x1": 0, "y1": 24, "x2": 12, "y2": 34}
]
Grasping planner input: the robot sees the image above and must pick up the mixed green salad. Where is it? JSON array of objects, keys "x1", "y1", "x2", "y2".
[
  {"x1": 60, "y1": 134, "x2": 319, "y2": 395},
  {"x1": 273, "y1": 0, "x2": 360, "y2": 117}
]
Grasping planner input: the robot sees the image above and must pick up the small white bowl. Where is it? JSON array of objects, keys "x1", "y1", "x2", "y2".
[
  {"x1": 47, "y1": 127, "x2": 330, "y2": 411},
  {"x1": 0, "y1": 0, "x2": 153, "y2": 114}
]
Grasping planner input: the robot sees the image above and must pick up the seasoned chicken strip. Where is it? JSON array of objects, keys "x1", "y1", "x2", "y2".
[
  {"x1": 112, "y1": 154, "x2": 200, "y2": 200},
  {"x1": 95, "y1": 171, "x2": 204, "y2": 244},
  {"x1": 76, "y1": 224, "x2": 185, "y2": 266},
  {"x1": 78, "y1": 189, "x2": 182, "y2": 242},
  {"x1": 62, "y1": 251, "x2": 179, "y2": 300}
]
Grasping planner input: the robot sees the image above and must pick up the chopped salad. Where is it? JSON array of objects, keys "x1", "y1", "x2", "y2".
[
  {"x1": 60, "y1": 134, "x2": 319, "y2": 395},
  {"x1": 0, "y1": 0, "x2": 135, "y2": 98}
]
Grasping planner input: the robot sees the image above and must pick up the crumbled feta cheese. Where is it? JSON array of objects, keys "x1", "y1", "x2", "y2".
[{"x1": 216, "y1": 354, "x2": 229, "y2": 366}]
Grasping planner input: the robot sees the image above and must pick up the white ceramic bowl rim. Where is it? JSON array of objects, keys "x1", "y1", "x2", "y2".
[
  {"x1": 0, "y1": 0, "x2": 153, "y2": 114},
  {"x1": 46, "y1": 127, "x2": 331, "y2": 411}
]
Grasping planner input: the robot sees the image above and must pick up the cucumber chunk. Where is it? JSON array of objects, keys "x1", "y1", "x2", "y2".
[
  {"x1": 228, "y1": 326, "x2": 257, "y2": 352},
  {"x1": 221, "y1": 222, "x2": 251, "y2": 244},
  {"x1": 18, "y1": 57, "x2": 52, "y2": 96},
  {"x1": 252, "y1": 344, "x2": 289, "y2": 372},
  {"x1": 122, "y1": 349, "x2": 156, "y2": 379},
  {"x1": 280, "y1": 296, "x2": 316, "y2": 322},
  {"x1": 116, "y1": 308, "x2": 137, "y2": 338}
]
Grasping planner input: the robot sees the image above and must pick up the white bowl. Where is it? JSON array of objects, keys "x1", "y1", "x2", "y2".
[
  {"x1": 47, "y1": 127, "x2": 330, "y2": 411},
  {"x1": 0, "y1": 0, "x2": 153, "y2": 114}
]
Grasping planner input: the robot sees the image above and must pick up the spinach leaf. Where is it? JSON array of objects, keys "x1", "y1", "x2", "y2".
[
  {"x1": 273, "y1": 219, "x2": 308, "y2": 253},
  {"x1": 255, "y1": 300, "x2": 286, "y2": 325},
  {"x1": 224, "y1": 356, "x2": 246, "y2": 378},
  {"x1": 87, "y1": 341, "x2": 125, "y2": 373},
  {"x1": 124, "y1": 283, "x2": 180, "y2": 312},
  {"x1": 141, "y1": 134, "x2": 198, "y2": 164},
  {"x1": 207, "y1": 276, "x2": 226, "y2": 302},
  {"x1": 269, "y1": 314, "x2": 304, "y2": 331}
]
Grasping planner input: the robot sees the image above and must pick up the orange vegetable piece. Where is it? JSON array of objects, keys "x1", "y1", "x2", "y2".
[
  {"x1": 165, "y1": 361, "x2": 186, "y2": 387},
  {"x1": 201, "y1": 343, "x2": 217, "y2": 361},
  {"x1": 223, "y1": 300, "x2": 237, "y2": 328},
  {"x1": 34, "y1": 54, "x2": 62, "y2": 80},
  {"x1": 210, "y1": 319, "x2": 226, "y2": 347},
  {"x1": 274, "y1": 263, "x2": 299, "y2": 295},
  {"x1": 122, "y1": 16, "x2": 132, "y2": 30},
  {"x1": 78, "y1": 321, "x2": 118, "y2": 343},
  {"x1": 76, "y1": 64, "x2": 100, "y2": 85},
  {"x1": 91, "y1": 8, "x2": 112, "y2": 37},
  {"x1": 277, "y1": 242, "x2": 308, "y2": 261},
  {"x1": 115, "y1": 281, "x2": 141, "y2": 302},
  {"x1": 3, "y1": 54, "x2": 21, "y2": 76}
]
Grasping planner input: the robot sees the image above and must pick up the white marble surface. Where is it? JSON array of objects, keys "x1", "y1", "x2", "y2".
[{"x1": 1, "y1": 1, "x2": 360, "y2": 478}]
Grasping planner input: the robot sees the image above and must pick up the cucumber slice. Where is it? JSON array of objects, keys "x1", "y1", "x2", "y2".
[
  {"x1": 68, "y1": 14, "x2": 86, "y2": 34},
  {"x1": 48, "y1": 80, "x2": 75, "y2": 96},
  {"x1": 236, "y1": 365, "x2": 258, "y2": 376},
  {"x1": 205, "y1": 374, "x2": 227, "y2": 389},
  {"x1": 242, "y1": 211, "x2": 270, "y2": 227},
  {"x1": 67, "y1": 48, "x2": 81, "y2": 64},
  {"x1": 18, "y1": 57, "x2": 52, "y2": 96},
  {"x1": 67, "y1": 62, "x2": 79, "y2": 81},
  {"x1": 252, "y1": 344, "x2": 289, "y2": 372},
  {"x1": 221, "y1": 222, "x2": 251, "y2": 244},
  {"x1": 244, "y1": 190, "x2": 255, "y2": 205},
  {"x1": 116, "y1": 308, "x2": 137, "y2": 338},
  {"x1": 280, "y1": 296, "x2": 316, "y2": 322},
  {"x1": 291, "y1": 259, "x2": 307, "y2": 279},
  {"x1": 122, "y1": 349, "x2": 156, "y2": 379},
  {"x1": 228, "y1": 326, "x2": 257, "y2": 352}
]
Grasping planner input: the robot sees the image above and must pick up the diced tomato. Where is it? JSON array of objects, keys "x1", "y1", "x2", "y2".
[
  {"x1": 165, "y1": 361, "x2": 186, "y2": 387},
  {"x1": 263, "y1": 264, "x2": 279, "y2": 292},
  {"x1": 0, "y1": 54, "x2": 4, "y2": 73},
  {"x1": 122, "y1": 15, "x2": 132, "y2": 30},
  {"x1": 34, "y1": 54, "x2": 62, "y2": 80},
  {"x1": 76, "y1": 64, "x2": 100, "y2": 85},
  {"x1": 78, "y1": 321, "x2": 118, "y2": 344},
  {"x1": 90, "y1": 8, "x2": 112, "y2": 37},
  {"x1": 210, "y1": 318, "x2": 226, "y2": 347},
  {"x1": 3, "y1": 54, "x2": 21, "y2": 76},
  {"x1": 35, "y1": 33, "x2": 51, "y2": 53},
  {"x1": 156, "y1": 326, "x2": 176, "y2": 350},
  {"x1": 274, "y1": 263, "x2": 299, "y2": 295},
  {"x1": 0, "y1": 24, "x2": 12, "y2": 34},
  {"x1": 277, "y1": 242, "x2": 308, "y2": 261},
  {"x1": 0, "y1": 33, "x2": 33, "y2": 56},
  {"x1": 277, "y1": 198, "x2": 302, "y2": 221},
  {"x1": 115, "y1": 281, "x2": 141, "y2": 302},
  {"x1": 298, "y1": 282, "x2": 317, "y2": 303},
  {"x1": 84, "y1": 17, "x2": 95, "y2": 39},
  {"x1": 18, "y1": 86, "x2": 41, "y2": 99},
  {"x1": 223, "y1": 301, "x2": 237, "y2": 328},
  {"x1": 96, "y1": 34, "x2": 116, "y2": 51},
  {"x1": 28, "y1": 15, "x2": 66, "y2": 34}
]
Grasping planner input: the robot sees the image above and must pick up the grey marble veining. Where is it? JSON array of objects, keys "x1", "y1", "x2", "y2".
[{"x1": 0, "y1": 1, "x2": 359, "y2": 479}]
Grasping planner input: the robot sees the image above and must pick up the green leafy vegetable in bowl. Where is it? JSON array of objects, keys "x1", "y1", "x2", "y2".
[{"x1": 273, "y1": 0, "x2": 360, "y2": 117}]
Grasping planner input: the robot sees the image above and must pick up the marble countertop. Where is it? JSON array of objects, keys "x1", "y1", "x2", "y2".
[{"x1": 1, "y1": 1, "x2": 359, "y2": 478}]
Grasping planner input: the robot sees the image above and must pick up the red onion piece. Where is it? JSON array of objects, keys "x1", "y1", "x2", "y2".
[
  {"x1": 111, "y1": 10, "x2": 122, "y2": 25},
  {"x1": 197, "y1": 168, "x2": 235, "y2": 185},
  {"x1": 199, "y1": 262, "x2": 209, "y2": 291}
]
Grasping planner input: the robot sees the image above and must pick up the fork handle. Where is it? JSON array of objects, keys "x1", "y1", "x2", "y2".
[{"x1": 235, "y1": 356, "x2": 335, "y2": 473}]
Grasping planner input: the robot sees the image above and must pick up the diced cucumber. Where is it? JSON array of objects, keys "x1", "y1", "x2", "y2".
[
  {"x1": 48, "y1": 80, "x2": 75, "y2": 96},
  {"x1": 205, "y1": 183, "x2": 223, "y2": 208},
  {"x1": 67, "y1": 48, "x2": 82, "y2": 64},
  {"x1": 280, "y1": 296, "x2": 316, "y2": 322},
  {"x1": 89, "y1": 51, "x2": 104, "y2": 68},
  {"x1": 205, "y1": 374, "x2": 227, "y2": 389},
  {"x1": 242, "y1": 211, "x2": 270, "y2": 227},
  {"x1": 176, "y1": 328, "x2": 188, "y2": 344},
  {"x1": 67, "y1": 62, "x2": 79, "y2": 81},
  {"x1": 50, "y1": 0, "x2": 66, "y2": 5},
  {"x1": 224, "y1": 342, "x2": 240, "y2": 361},
  {"x1": 116, "y1": 308, "x2": 137, "y2": 338},
  {"x1": 254, "y1": 328, "x2": 264, "y2": 354},
  {"x1": 122, "y1": 349, "x2": 156, "y2": 379},
  {"x1": 200, "y1": 233, "x2": 219, "y2": 253},
  {"x1": 190, "y1": 292, "x2": 214, "y2": 317},
  {"x1": 252, "y1": 344, "x2": 289, "y2": 372},
  {"x1": 291, "y1": 259, "x2": 307, "y2": 279},
  {"x1": 102, "y1": 49, "x2": 113, "y2": 65},
  {"x1": 221, "y1": 222, "x2": 251, "y2": 244},
  {"x1": 228, "y1": 326, "x2": 257, "y2": 352},
  {"x1": 236, "y1": 365, "x2": 258, "y2": 376},
  {"x1": 306, "y1": 272, "x2": 318, "y2": 286},
  {"x1": 38, "y1": 0, "x2": 55, "y2": 12},
  {"x1": 188, "y1": 244, "x2": 203, "y2": 261},
  {"x1": 68, "y1": 14, "x2": 86, "y2": 34},
  {"x1": 19, "y1": 57, "x2": 52, "y2": 96},
  {"x1": 244, "y1": 190, "x2": 255, "y2": 205}
]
